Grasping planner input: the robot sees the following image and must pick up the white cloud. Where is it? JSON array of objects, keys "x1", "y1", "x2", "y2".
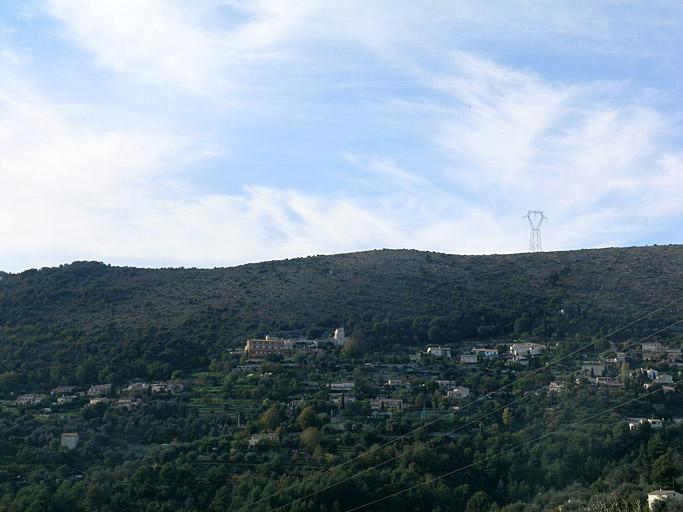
[
  {"x1": 1, "y1": 2, "x2": 682, "y2": 272},
  {"x1": 427, "y1": 53, "x2": 683, "y2": 250}
]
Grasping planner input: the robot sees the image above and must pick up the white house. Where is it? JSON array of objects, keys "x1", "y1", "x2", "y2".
[
  {"x1": 447, "y1": 387, "x2": 470, "y2": 399},
  {"x1": 87, "y1": 383, "x2": 112, "y2": 397},
  {"x1": 509, "y1": 343, "x2": 546, "y2": 357},
  {"x1": 248, "y1": 432, "x2": 279, "y2": 447},
  {"x1": 16, "y1": 394, "x2": 47, "y2": 406},
  {"x1": 330, "y1": 382, "x2": 355, "y2": 392},
  {"x1": 332, "y1": 328, "x2": 347, "y2": 347},
  {"x1": 629, "y1": 418, "x2": 663, "y2": 431},
  {"x1": 648, "y1": 490, "x2": 682, "y2": 511},
  {"x1": 427, "y1": 346, "x2": 452, "y2": 358},
  {"x1": 460, "y1": 354, "x2": 478, "y2": 364},
  {"x1": 385, "y1": 379, "x2": 409, "y2": 389},
  {"x1": 472, "y1": 348, "x2": 498, "y2": 359}
]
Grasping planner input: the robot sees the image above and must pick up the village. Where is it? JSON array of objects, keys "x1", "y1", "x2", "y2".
[{"x1": 0, "y1": 326, "x2": 682, "y2": 510}]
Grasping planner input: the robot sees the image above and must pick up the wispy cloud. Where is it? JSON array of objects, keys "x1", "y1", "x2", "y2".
[{"x1": 0, "y1": 1, "x2": 682, "y2": 271}]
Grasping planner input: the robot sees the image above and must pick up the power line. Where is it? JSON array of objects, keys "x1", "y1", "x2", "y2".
[
  {"x1": 264, "y1": 319, "x2": 683, "y2": 512},
  {"x1": 237, "y1": 296, "x2": 683, "y2": 511},
  {"x1": 341, "y1": 379, "x2": 682, "y2": 512}
]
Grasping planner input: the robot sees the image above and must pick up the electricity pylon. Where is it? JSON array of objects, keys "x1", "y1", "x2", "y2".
[{"x1": 523, "y1": 210, "x2": 547, "y2": 253}]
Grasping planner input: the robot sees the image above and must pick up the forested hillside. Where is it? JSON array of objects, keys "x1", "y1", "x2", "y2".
[{"x1": 1, "y1": 245, "x2": 683, "y2": 387}]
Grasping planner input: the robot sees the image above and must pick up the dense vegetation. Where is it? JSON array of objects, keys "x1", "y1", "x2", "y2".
[
  {"x1": 1, "y1": 245, "x2": 683, "y2": 511},
  {"x1": 0, "y1": 347, "x2": 681, "y2": 512},
  {"x1": 1, "y1": 245, "x2": 683, "y2": 387}
]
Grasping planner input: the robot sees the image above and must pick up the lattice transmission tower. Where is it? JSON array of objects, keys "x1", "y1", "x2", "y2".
[{"x1": 523, "y1": 210, "x2": 547, "y2": 253}]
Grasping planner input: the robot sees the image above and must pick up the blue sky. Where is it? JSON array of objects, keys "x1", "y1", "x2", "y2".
[{"x1": 1, "y1": 1, "x2": 683, "y2": 272}]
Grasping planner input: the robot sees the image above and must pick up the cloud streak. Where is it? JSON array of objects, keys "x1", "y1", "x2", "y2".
[{"x1": 0, "y1": 1, "x2": 682, "y2": 271}]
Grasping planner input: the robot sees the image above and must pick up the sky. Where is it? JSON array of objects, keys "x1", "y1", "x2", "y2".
[{"x1": 1, "y1": 0, "x2": 683, "y2": 272}]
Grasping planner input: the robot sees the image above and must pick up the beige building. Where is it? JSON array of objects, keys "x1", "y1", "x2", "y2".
[
  {"x1": 87, "y1": 384, "x2": 112, "y2": 397},
  {"x1": 245, "y1": 337, "x2": 295, "y2": 358}
]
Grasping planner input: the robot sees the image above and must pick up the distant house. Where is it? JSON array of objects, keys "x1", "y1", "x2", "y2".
[
  {"x1": 642, "y1": 341, "x2": 664, "y2": 353},
  {"x1": 548, "y1": 382, "x2": 565, "y2": 393},
  {"x1": 460, "y1": 354, "x2": 478, "y2": 364},
  {"x1": 370, "y1": 398, "x2": 404, "y2": 411},
  {"x1": 435, "y1": 380, "x2": 456, "y2": 390},
  {"x1": 666, "y1": 349, "x2": 683, "y2": 363},
  {"x1": 88, "y1": 397, "x2": 110, "y2": 407},
  {"x1": 642, "y1": 342, "x2": 665, "y2": 361},
  {"x1": 122, "y1": 382, "x2": 149, "y2": 394},
  {"x1": 244, "y1": 337, "x2": 295, "y2": 359},
  {"x1": 87, "y1": 384, "x2": 112, "y2": 397},
  {"x1": 57, "y1": 395, "x2": 77, "y2": 404},
  {"x1": 51, "y1": 386, "x2": 76, "y2": 396},
  {"x1": 151, "y1": 382, "x2": 184, "y2": 394},
  {"x1": 248, "y1": 432, "x2": 279, "y2": 447},
  {"x1": 330, "y1": 382, "x2": 355, "y2": 392},
  {"x1": 332, "y1": 327, "x2": 347, "y2": 347},
  {"x1": 629, "y1": 418, "x2": 663, "y2": 431},
  {"x1": 114, "y1": 397, "x2": 141, "y2": 410},
  {"x1": 655, "y1": 373, "x2": 674, "y2": 385},
  {"x1": 427, "y1": 346, "x2": 452, "y2": 359},
  {"x1": 60, "y1": 433, "x2": 79, "y2": 450},
  {"x1": 507, "y1": 356, "x2": 529, "y2": 367},
  {"x1": 16, "y1": 394, "x2": 47, "y2": 406},
  {"x1": 647, "y1": 490, "x2": 682, "y2": 511},
  {"x1": 581, "y1": 363, "x2": 606, "y2": 377},
  {"x1": 509, "y1": 343, "x2": 546, "y2": 357},
  {"x1": 592, "y1": 376, "x2": 624, "y2": 388},
  {"x1": 331, "y1": 395, "x2": 357, "y2": 406},
  {"x1": 472, "y1": 348, "x2": 498, "y2": 360},
  {"x1": 447, "y1": 387, "x2": 470, "y2": 399},
  {"x1": 385, "y1": 379, "x2": 409, "y2": 389}
]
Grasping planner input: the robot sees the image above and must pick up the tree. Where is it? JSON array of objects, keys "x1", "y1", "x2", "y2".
[
  {"x1": 579, "y1": 495, "x2": 643, "y2": 511},
  {"x1": 0, "y1": 371, "x2": 22, "y2": 394},
  {"x1": 514, "y1": 315, "x2": 531, "y2": 336},
  {"x1": 620, "y1": 362, "x2": 631, "y2": 384},
  {"x1": 297, "y1": 406, "x2": 318, "y2": 430},
  {"x1": 300, "y1": 427, "x2": 322, "y2": 453},
  {"x1": 260, "y1": 406, "x2": 280, "y2": 431},
  {"x1": 466, "y1": 491, "x2": 491, "y2": 512},
  {"x1": 651, "y1": 452, "x2": 681, "y2": 487},
  {"x1": 502, "y1": 407, "x2": 513, "y2": 427}
]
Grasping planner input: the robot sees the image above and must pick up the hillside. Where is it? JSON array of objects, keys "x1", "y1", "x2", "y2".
[{"x1": 1, "y1": 245, "x2": 683, "y2": 386}]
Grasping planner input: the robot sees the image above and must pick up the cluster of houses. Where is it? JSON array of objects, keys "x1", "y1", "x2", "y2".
[
  {"x1": 13, "y1": 380, "x2": 183, "y2": 410},
  {"x1": 423, "y1": 341, "x2": 546, "y2": 367},
  {"x1": 244, "y1": 328, "x2": 348, "y2": 359},
  {"x1": 572, "y1": 340, "x2": 681, "y2": 392},
  {"x1": 323, "y1": 374, "x2": 472, "y2": 417}
]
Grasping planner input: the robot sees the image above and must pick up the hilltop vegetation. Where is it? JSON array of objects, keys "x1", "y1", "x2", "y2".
[
  {"x1": 1, "y1": 245, "x2": 683, "y2": 387},
  {"x1": 1, "y1": 245, "x2": 683, "y2": 511}
]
